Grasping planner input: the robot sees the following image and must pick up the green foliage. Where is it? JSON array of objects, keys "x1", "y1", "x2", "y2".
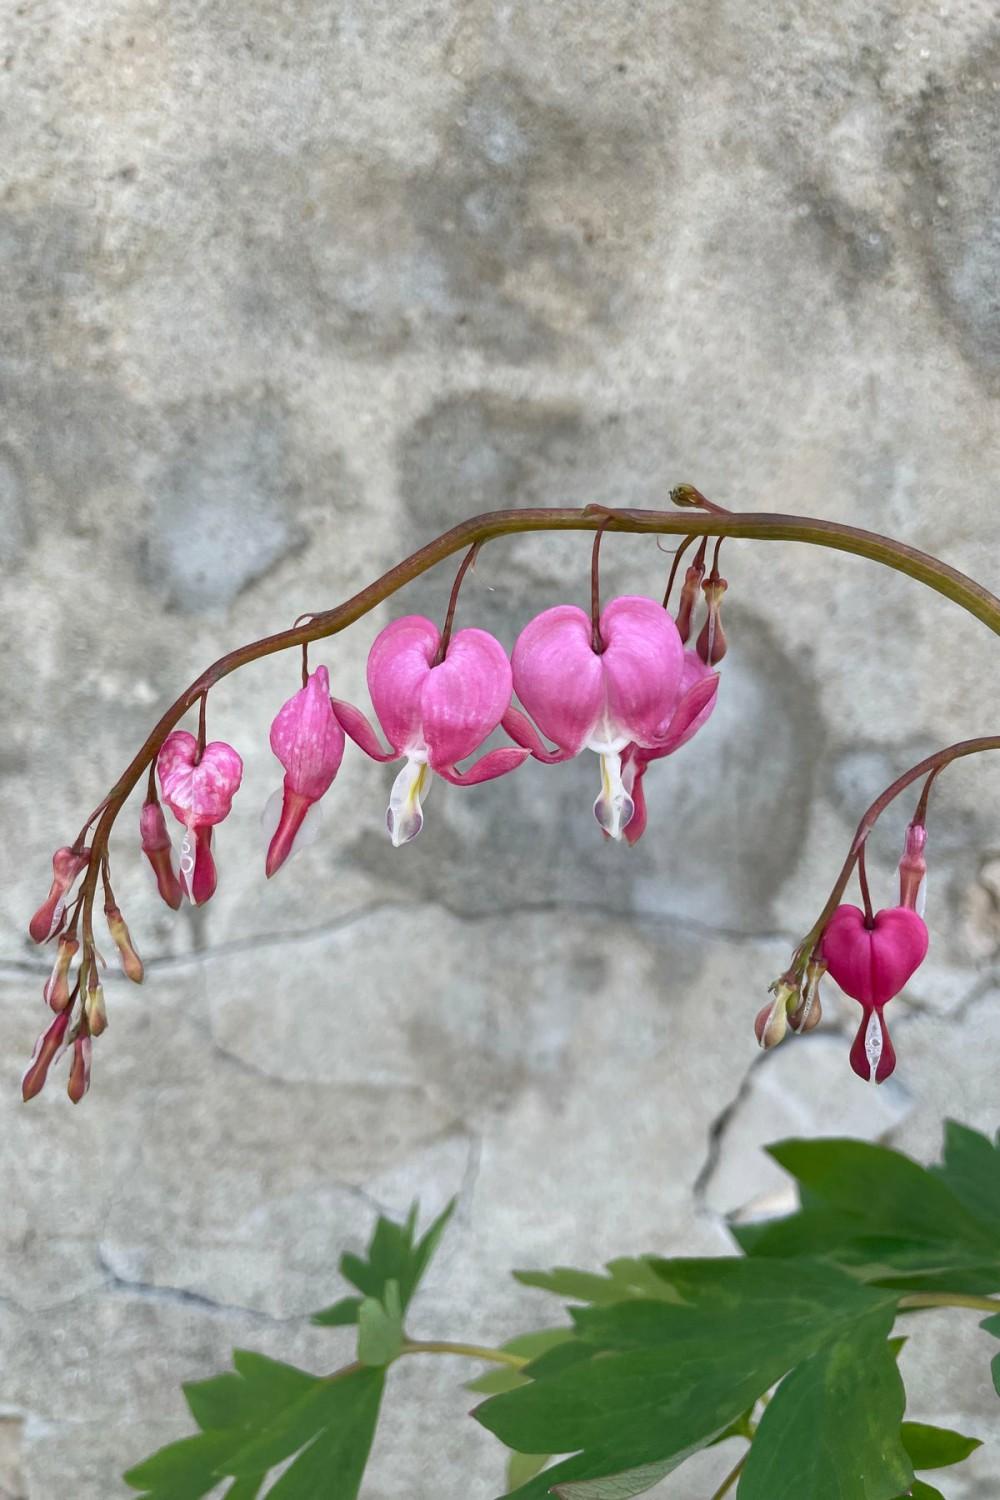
[{"x1": 127, "y1": 1125, "x2": 1000, "y2": 1500}]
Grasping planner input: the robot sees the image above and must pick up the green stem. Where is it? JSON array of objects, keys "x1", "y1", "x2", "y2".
[
  {"x1": 70, "y1": 492, "x2": 1000, "y2": 934},
  {"x1": 710, "y1": 1448, "x2": 749, "y2": 1500},
  {"x1": 897, "y1": 1292, "x2": 1000, "y2": 1315},
  {"x1": 399, "y1": 1339, "x2": 530, "y2": 1370}
]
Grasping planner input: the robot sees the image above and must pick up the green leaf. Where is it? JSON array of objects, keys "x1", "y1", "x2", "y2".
[
  {"x1": 507, "y1": 1452, "x2": 551, "y2": 1491},
  {"x1": 224, "y1": 1480, "x2": 265, "y2": 1500},
  {"x1": 932, "y1": 1121, "x2": 1000, "y2": 1233},
  {"x1": 357, "y1": 1279, "x2": 404, "y2": 1366},
  {"x1": 901, "y1": 1419, "x2": 982, "y2": 1469},
  {"x1": 466, "y1": 1330, "x2": 578, "y2": 1395},
  {"x1": 768, "y1": 1138, "x2": 995, "y2": 1249},
  {"x1": 310, "y1": 1296, "x2": 364, "y2": 1327},
  {"x1": 123, "y1": 1431, "x2": 244, "y2": 1494},
  {"x1": 263, "y1": 1370, "x2": 383, "y2": 1499},
  {"x1": 476, "y1": 1259, "x2": 899, "y2": 1492},
  {"x1": 312, "y1": 1199, "x2": 455, "y2": 1326},
  {"x1": 739, "y1": 1314, "x2": 912, "y2": 1500},
  {"x1": 900, "y1": 1484, "x2": 946, "y2": 1500},
  {"x1": 551, "y1": 1454, "x2": 688, "y2": 1498},
  {"x1": 513, "y1": 1258, "x2": 679, "y2": 1306},
  {"x1": 220, "y1": 1369, "x2": 379, "y2": 1478}
]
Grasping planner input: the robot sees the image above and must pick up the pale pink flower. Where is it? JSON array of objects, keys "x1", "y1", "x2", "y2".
[
  {"x1": 618, "y1": 651, "x2": 720, "y2": 846},
  {"x1": 503, "y1": 597, "x2": 694, "y2": 839},
  {"x1": 156, "y1": 731, "x2": 244, "y2": 904},
  {"x1": 333, "y1": 616, "x2": 528, "y2": 846},
  {"x1": 264, "y1": 665, "x2": 345, "y2": 877}
]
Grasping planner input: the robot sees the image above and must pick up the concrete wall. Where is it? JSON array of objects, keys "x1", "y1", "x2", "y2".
[{"x1": 2, "y1": 2, "x2": 1000, "y2": 1495}]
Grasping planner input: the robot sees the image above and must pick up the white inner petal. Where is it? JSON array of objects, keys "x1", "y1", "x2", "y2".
[
  {"x1": 387, "y1": 758, "x2": 431, "y2": 847},
  {"x1": 593, "y1": 751, "x2": 635, "y2": 841},
  {"x1": 261, "y1": 786, "x2": 284, "y2": 840},
  {"x1": 864, "y1": 1009, "x2": 883, "y2": 1083}
]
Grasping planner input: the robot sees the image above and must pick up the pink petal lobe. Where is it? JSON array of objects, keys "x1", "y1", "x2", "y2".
[
  {"x1": 29, "y1": 847, "x2": 90, "y2": 944},
  {"x1": 367, "y1": 616, "x2": 439, "y2": 753},
  {"x1": 22, "y1": 1008, "x2": 72, "y2": 1101},
  {"x1": 434, "y1": 747, "x2": 530, "y2": 786},
  {"x1": 269, "y1": 666, "x2": 345, "y2": 801},
  {"x1": 511, "y1": 605, "x2": 604, "y2": 755},
  {"x1": 265, "y1": 789, "x2": 312, "y2": 878},
  {"x1": 821, "y1": 905, "x2": 929, "y2": 1007},
  {"x1": 849, "y1": 1007, "x2": 897, "y2": 1084},
  {"x1": 331, "y1": 699, "x2": 399, "y2": 763},
  {"x1": 157, "y1": 731, "x2": 244, "y2": 828},
  {"x1": 650, "y1": 669, "x2": 719, "y2": 762},
  {"x1": 178, "y1": 825, "x2": 218, "y2": 905},
  {"x1": 500, "y1": 707, "x2": 576, "y2": 764},
  {"x1": 621, "y1": 749, "x2": 649, "y2": 846},
  {"x1": 422, "y1": 627, "x2": 513, "y2": 769},
  {"x1": 599, "y1": 596, "x2": 685, "y2": 748},
  {"x1": 140, "y1": 801, "x2": 184, "y2": 909}
]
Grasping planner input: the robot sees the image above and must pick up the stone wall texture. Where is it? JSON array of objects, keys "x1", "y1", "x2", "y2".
[{"x1": 3, "y1": 2, "x2": 1000, "y2": 1496}]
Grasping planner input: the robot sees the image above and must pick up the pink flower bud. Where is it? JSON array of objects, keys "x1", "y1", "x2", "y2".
[
  {"x1": 43, "y1": 936, "x2": 79, "y2": 1011},
  {"x1": 106, "y1": 904, "x2": 144, "y2": 983},
  {"x1": 22, "y1": 1008, "x2": 72, "y2": 1101},
  {"x1": 28, "y1": 847, "x2": 90, "y2": 944},
  {"x1": 898, "y1": 822, "x2": 928, "y2": 914},
  {"x1": 695, "y1": 577, "x2": 728, "y2": 667},
  {"x1": 67, "y1": 1035, "x2": 92, "y2": 1104},
  {"x1": 675, "y1": 559, "x2": 706, "y2": 644},
  {"x1": 157, "y1": 731, "x2": 243, "y2": 904},
  {"x1": 265, "y1": 666, "x2": 345, "y2": 877},
  {"x1": 140, "y1": 801, "x2": 184, "y2": 910}
]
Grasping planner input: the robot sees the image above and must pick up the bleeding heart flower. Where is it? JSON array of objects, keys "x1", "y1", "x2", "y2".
[
  {"x1": 22, "y1": 1007, "x2": 73, "y2": 1101},
  {"x1": 333, "y1": 615, "x2": 528, "y2": 846},
  {"x1": 264, "y1": 665, "x2": 345, "y2": 877},
  {"x1": 821, "y1": 904, "x2": 929, "y2": 1083},
  {"x1": 157, "y1": 731, "x2": 244, "y2": 904},
  {"x1": 503, "y1": 597, "x2": 687, "y2": 839},
  {"x1": 619, "y1": 651, "x2": 720, "y2": 846},
  {"x1": 29, "y1": 846, "x2": 91, "y2": 944}
]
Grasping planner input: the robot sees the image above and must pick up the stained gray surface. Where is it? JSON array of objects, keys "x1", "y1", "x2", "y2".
[{"x1": 3, "y1": 3, "x2": 1000, "y2": 1496}]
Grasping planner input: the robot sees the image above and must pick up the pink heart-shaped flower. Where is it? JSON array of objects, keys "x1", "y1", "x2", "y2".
[
  {"x1": 157, "y1": 731, "x2": 244, "y2": 829},
  {"x1": 820, "y1": 904, "x2": 929, "y2": 1007}
]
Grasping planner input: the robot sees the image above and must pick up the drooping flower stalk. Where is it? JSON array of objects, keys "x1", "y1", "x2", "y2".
[{"x1": 21, "y1": 487, "x2": 1000, "y2": 1100}]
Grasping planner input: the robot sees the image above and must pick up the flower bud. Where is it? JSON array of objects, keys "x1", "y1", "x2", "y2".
[
  {"x1": 43, "y1": 935, "x2": 79, "y2": 1011},
  {"x1": 85, "y1": 980, "x2": 108, "y2": 1037},
  {"x1": 140, "y1": 801, "x2": 184, "y2": 910},
  {"x1": 675, "y1": 560, "x2": 706, "y2": 644},
  {"x1": 29, "y1": 846, "x2": 90, "y2": 944},
  {"x1": 755, "y1": 979, "x2": 798, "y2": 1050},
  {"x1": 22, "y1": 1009, "x2": 72, "y2": 1101},
  {"x1": 696, "y1": 577, "x2": 728, "y2": 666},
  {"x1": 898, "y1": 821, "x2": 927, "y2": 915},
  {"x1": 67, "y1": 1035, "x2": 92, "y2": 1104},
  {"x1": 789, "y1": 957, "x2": 825, "y2": 1034},
  {"x1": 106, "y1": 904, "x2": 144, "y2": 983}
]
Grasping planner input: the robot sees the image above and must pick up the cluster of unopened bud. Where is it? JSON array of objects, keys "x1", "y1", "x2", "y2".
[{"x1": 23, "y1": 849, "x2": 145, "y2": 1103}]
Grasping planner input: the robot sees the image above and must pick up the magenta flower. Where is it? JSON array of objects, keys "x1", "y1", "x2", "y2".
[
  {"x1": 156, "y1": 731, "x2": 244, "y2": 904},
  {"x1": 140, "y1": 800, "x2": 185, "y2": 910},
  {"x1": 503, "y1": 597, "x2": 688, "y2": 839},
  {"x1": 264, "y1": 665, "x2": 345, "y2": 877},
  {"x1": 821, "y1": 904, "x2": 929, "y2": 1083},
  {"x1": 333, "y1": 616, "x2": 528, "y2": 846},
  {"x1": 618, "y1": 651, "x2": 720, "y2": 846},
  {"x1": 28, "y1": 846, "x2": 90, "y2": 944}
]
